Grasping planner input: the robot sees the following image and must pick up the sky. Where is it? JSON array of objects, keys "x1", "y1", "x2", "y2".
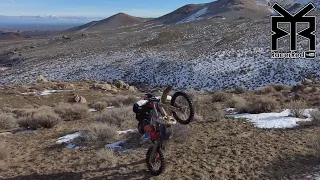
[{"x1": 0, "y1": 0, "x2": 214, "y2": 18}]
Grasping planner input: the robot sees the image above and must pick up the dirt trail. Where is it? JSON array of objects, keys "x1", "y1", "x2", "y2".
[{"x1": 1, "y1": 117, "x2": 319, "y2": 180}]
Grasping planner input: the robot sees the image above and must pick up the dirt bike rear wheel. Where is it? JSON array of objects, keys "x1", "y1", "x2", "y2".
[
  {"x1": 146, "y1": 146, "x2": 165, "y2": 176},
  {"x1": 171, "y1": 92, "x2": 194, "y2": 124}
]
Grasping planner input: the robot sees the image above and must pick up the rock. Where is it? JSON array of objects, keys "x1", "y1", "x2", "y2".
[
  {"x1": 110, "y1": 89, "x2": 118, "y2": 93},
  {"x1": 74, "y1": 94, "x2": 81, "y2": 103},
  {"x1": 73, "y1": 94, "x2": 87, "y2": 103},
  {"x1": 82, "y1": 33, "x2": 88, "y2": 37},
  {"x1": 93, "y1": 83, "x2": 112, "y2": 91},
  {"x1": 37, "y1": 74, "x2": 49, "y2": 83},
  {"x1": 128, "y1": 86, "x2": 137, "y2": 92},
  {"x1": 62, "y1": 36, "x2": 70, "y2": 39},
  {"x1": 79, "y1": 96, "x2": 87, "y2": 103},
  {"x1": 54, "y1": 83, "x2": 75, "y2": 90},
  {"x1": 113, "y1": 80, "x2": 126, "y2": 89}
]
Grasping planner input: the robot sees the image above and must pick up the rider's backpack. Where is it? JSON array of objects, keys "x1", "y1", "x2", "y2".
[{"x1": 133, "y1": 99, "x2": 151, "y2": 122}]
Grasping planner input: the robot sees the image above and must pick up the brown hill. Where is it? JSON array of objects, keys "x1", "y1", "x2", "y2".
[
  {"x1": 0, "y1": 32, "x2": 30, "y2": 41},
  {"x1": 153, "y1": 0, "x2": 270, "y2": 24},
  {"x1": 67, "y1": 13, "x2": 151, "y2": 33}
]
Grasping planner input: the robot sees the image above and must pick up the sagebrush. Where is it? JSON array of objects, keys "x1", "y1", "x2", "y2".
[
  {"x1": 95, "y1": 106, "x2": 134, "y2": 127},
  {"x1": 86, "y1": 123, "x2": 118, "y2": 144},
  {"x1": 0, "y1": 113, "x2": 17, "y2": 129},
  {"x1": 54, "y1": 103, "x2": 89, "y2": 121}
]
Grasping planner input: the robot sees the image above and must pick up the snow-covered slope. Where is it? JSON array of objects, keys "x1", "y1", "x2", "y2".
[{"x1": 1, "y1": 45, "x2": 320, "y2": 91}]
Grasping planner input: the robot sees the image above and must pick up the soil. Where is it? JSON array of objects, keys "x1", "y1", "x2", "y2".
[{"x1": 0, "y1": 83, "x2": 319, "y2": 180}]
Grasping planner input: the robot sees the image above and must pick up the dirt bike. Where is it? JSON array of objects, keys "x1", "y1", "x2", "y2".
[{"x1": 142, "y1": 86, "x2": 194, "y2": 176}]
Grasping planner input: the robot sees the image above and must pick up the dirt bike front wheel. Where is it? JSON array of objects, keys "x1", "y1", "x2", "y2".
[
  {"x1": 170, "y1": 92, "x2": 194, "y2": 124},
  {"x1": 146, "y1": 146, "x2": 165, "y2": 176}
]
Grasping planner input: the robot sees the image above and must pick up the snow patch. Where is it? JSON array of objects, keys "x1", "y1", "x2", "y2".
[
  {"x1": 177, "y1": 7, "x2": 208, "y2": 24},
  {"x1": 79, "y1": 22, "x2": 98, "y2": 32},
  {"x1": 106, "y1": 139, "x2": 128, "y2": 151},
  {"x1": 230, "y1": 109, "x2": 313, "y2": 129},
  {"x1": 117, "y1": 129, "x2": 137, "y2": 135},
  {"x1": 89, "y1": 109, "x2": 97, "y2": 112},
  {"x1": 57, "y1": 132, "x2": 82, "y2": 144},
  {"x1": 40, "y1": 90, "x2": 58, "y2": 95}
]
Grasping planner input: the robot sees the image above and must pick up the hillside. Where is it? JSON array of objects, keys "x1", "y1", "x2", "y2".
[{"x1": 66, "y1": 13, "x2": 151, "y2": 33}]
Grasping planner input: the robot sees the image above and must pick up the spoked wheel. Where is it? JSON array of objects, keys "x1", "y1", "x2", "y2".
[
  {"x1": 171, "y1": 92, "x2": 194, "y2": 124},
  {"x1": 146, "y1": 147, "x2": 165, "y2": 176}
]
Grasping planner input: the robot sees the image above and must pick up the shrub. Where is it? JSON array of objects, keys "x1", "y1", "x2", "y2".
[
  {"x1": 12, "y1": 108, "x2": 35, "y2": 118},
  {"x1": 102, "y1": 95, "x2": 137, "y2": 107},
  {"x1": 236, "y1": 97, "x2": 279, "y2": 114},
  {"x1": 32, "y1": 111, "x2": 61, "y2": 128},
  {"x1": 233, "y1": 87, "x2": 245, "y2": 94},
  {"x1": 310, "y1": 109, "x2": 320, "y2": 126},
  {"x1": 96, "y1": 148, "x2": 117, "y2": 166},
  {"x1": 17, "y1": 107, "x2": 61, "y2": 129},
  {"x1": 249, "y1": 97, "x2": 279, "y2": 114},
  {"x1": 271, "y1": 84, "x2": 286, "y2": 92},
  {"x1": 227, "y1": 96, "x2": 246, "y2": 108},
  {"x1": 256, "y1": 86, "x2": 275, "y2": 95},
  {"x1": 86, "y1": 123, "x2": 118, "y2": 143},
  {"x1": 212, "y1": 91, "x2": 230, "y2": 102},
  {"x1": 89, "y1": 101, "x2": 107, "y2": 111},
  {"x1": 234, "y1": 98, "x2": 251, "y2": 113},
  {"x1": 288, "y1": 101, "x2": 307, "y2": 118},
  {"x1": 0, "y1": 113, "x2": 17, "y2": 129},
  {"x1": 211, "y1": 104, "x2": 224, "y2": 121},
  {"x1": 54, "y1": 103, "x2": 89, "y2": 121},
  {"x1": 95, "y1": 106, "x2": 134, "y2": 127},
  {"x1": 291, "y1": 84, "x2": 305, "y2": 93}
]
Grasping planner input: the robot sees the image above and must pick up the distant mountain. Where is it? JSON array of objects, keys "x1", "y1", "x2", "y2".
[
  {"x1": 0, "y1": 32, "x2": 30, "y2": 41},
  {"x1": 152, "y1": 0, "x2": 270, "y2": 24},
  {"x1": 66, "y1": 13, "x2": 152, "y2": 33},
  {"x1": 0, "y1": 15, "x2": 102, "y2": 24}
]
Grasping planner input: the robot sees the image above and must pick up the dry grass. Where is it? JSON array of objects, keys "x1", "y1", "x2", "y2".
[
  {"x1": 193, "y1": 95, "x2": 225, "y2": 120},
  {"x1": 96, "y1": 148, "x2": 118, "y2": 166},
  {"x1": 100, "y1": 95, "x2": 138, "y2": 107},
  {"x1": 310, "y1": 109, "x2": 320, "y2": 126},
  {"x1": 271, "y1": 84, "x2": 287, "y2": 92},
  {"x1": 288, "y1": 101, "x2": 307, "y2": 118},
  {"x1": 17, "y1": 107, "x2": 61, "y2": 129},
  {"x1": 172, "y1": 125, "x2": 191, "y2": 143},
  {"x1": 54, "y1": 102, "x2": 89, "y2": 121},
  {"x1": 233, "y1": 87, "x2": 245, "y2": 94},
  {"x1": 311, "y1": 134, "x2": 320, "y2": 156},
  {"x1": 86, "y1": 123, "x2": 118, "y2": 144},
  {"x1": 212, "y1": 91, "x2": 230, "y2": 102},
  {"x1": 0, "y1": 141, "x2": 6, "y2": 160},
  {"x1": 12, "y1": 108, "x2": 35, "y2": 118},
  {"x1": 95, "y1": 106, "x2": 134, "y2": 127},
  {"x1": 193, "y1": 114, "x2": 204, "y2": 122},
  {"x1": 0, "y1": 113, "x2": 17, "y2": 130}
]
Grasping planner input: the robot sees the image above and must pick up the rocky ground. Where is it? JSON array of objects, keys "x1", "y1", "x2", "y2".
[{"x1": 0, "y1": 81, "x2": 320, "y2": 179}]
